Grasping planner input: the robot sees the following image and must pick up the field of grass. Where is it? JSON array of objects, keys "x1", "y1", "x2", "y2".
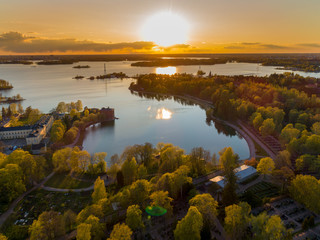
[{"x1": 44, "y1": 173, "x2": 93, "y2": 189}]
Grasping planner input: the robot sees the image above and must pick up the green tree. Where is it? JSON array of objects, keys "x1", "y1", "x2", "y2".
[
  {"x1": 224, "y1": 202, "x2": 251, "y2": 239},
  {"x1": 63, "y1": 209, "x2": 77, "y2": 232},
  {"x1": 137, "y1": 164, "x2": 147, "y2": 179},
  {"x1": 121, "y1": 157, "x2": 137, "y2": 185},
  {"x1": 279, "y1": 124, "x2": 300, "y2": 145},
  {"x1": 76, "y1": 223, "x2": 91, "y2": 240},
  {"x1": 29, "y1": 211, "x2": 65, "y2": 240},
  {"x1": 189, "y1": 147, "x2": 210, "y2": 176},
  {"x1": 84, "y1": 215, "x2": 105, "y2": 240},
  {"x1": 76, "y1": 204, "x2": 103, "y2": 224},
  {"x1": 52, "y1": 147, "x2": 72, "y2": 172},
  {"x1": 189, "y1": 193, "x2": 218, "y2": 223},
  {"x1": 252, "y1": 113, "x2": 264, "y2": 130},
  {"x1": 92, "y1": 177, "x2": 107, "y2": 203},
  {"x1": 107, "y1": 223, "x2": 132, "y2": 240},
  {"x1": 290, "y1": 175, "x2": 320, "y2": 214},
  {"x1": 311, "y1": 122, "x2": 320, "y2": 135},
  {"x1": 219, "y1": 147, "x2": 239, "y2": 172},
  {"x1": 129, "y1": 179, "x2": 152, "y2": 206},
  {"x1": 126, "y1": 205, "x2": 144, "y2": 230},
  {"x1": 265, "y1": 215, "x2": 291, "y2": 240},
  {"x1": 259, "y1": 118, "x2": 275, "y2": 136},
  {"x1": 150, "y1": 191, "x2": 173, "y2": 216},
  {"x1": 50, "y1": 120, "x2": 66, "y2": 142},
  {"x1": 0, "y1": 234, "x2": 7, "y2": 240},
  {"x1": 257, "y1": 157, "x2": 275, "y2": 177},
  {"x1": 174, "y1": 206, "x2": 203, "y2": 240},
  {"x1": 0, "y1": 164, "x2": 25, "y2": 204}
]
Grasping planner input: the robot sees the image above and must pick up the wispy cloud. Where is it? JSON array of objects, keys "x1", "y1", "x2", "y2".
[
  {"x1": 296, "y1": 43, "x2": 320, "y2": 48},
  {"x1": 259, "y1": 44, "x2": 289, "y2": 49},
  {"x1": 0, "y1": 31, "x2": 155, "y2": 53}
]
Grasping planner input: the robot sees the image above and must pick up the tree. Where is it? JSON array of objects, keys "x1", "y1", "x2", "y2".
[
  {"x1": 311, "y1": 122, "x2": 320, "y2": 135},
  {"x1": 107, "y1": 223, "x2": 132, "y2": 240},
  {"x1": 280, "y1": 124, "x2": 300, "y2": 145},
  {"x1": 274, "y1": 150, "x2": 291, "y2": 169},
  {"x1": 129, "y1": 179, "x2": 152, "y2": 206},
  {"x1": 253, "y1": 113, "x2": 264, "y2": 130},
  {"x1": 27, "y1": 109, "x2": 41, "y2": 124},
  {"x1": 150, "y1": 191, "x2": 173, "y2": 216},
  {"x1": 224, "y1": 202, "x2": 251, "y2": 239},
  {"x1": 174, "y1": 206, "x2": 203, "y2": 240},
  {"x1": 189, "y1": 147, "x2": 210, "y2": 176},
  {"x1": 56, "y1": 102, "x2": 67, "y2": 113},
  {"x1": 29, "y1": 211, "x2": 65, "y2": 240},
  {"x1": 137, "y1": 164, "x2": 147, "y2": 179},
  {"x1": 126, "y1": 205, "x2": 144, "y2": 230},
  {"x1": 290, "y1": 175, "x2": 320, "y2": 214},
  {"x1": 265, "y1": 215, "x2": 291, "y2": 240},
  {"x1": 52, "y1": 147, "x2": 72, "y2": 172},
  {"x1": 63, "y1": 210, "x2": 77, "y2": 232},
  {"x1": 121, "y1": 157, "x2": 137, "y2": 185},
  {"x1": 0, "y1": 234, "x2": 7, "y2": 240},
  {"x1": 171, "y1": 165, "x2": 192, "y2": 199},
  {"x1": 257, "y1": 157, "x2": 275, "y2": 177},
  {"x1": 9, "y1": 103, "x2": 17, "y2": 115},
  {"x1": 219, "y1": 147, "x2": 239, "y2": 172},
  {"x1": 64, "y1": 126, "x2": 79, "y2": 144},
  {"x1": 116, "y1": 170, "x2": 124, "y2": 187},
  {"x1": 76, "y1": 100, "x2": 83, "y2": 111},
  {"x1": 189, "y1": 193, "x2": 218, "y2": 224},
  {"x1": 84, "y1": 215, "x2": 105, "y2": 240},
  {"x1": 92, "y1": 177, "x2": 107, "y2": 203},
  {"x1": 259, "y1": 118, "x2": 275, "y2": 136},
  {"x1": 50, "y1": 120, "x2": 66, "y2": 142},
  {"x1": 222, "y1": 169, "x2": 238, "y2": 206},
  {"x1": 76, "y1": 223, "x2": 91, "y2": 240},
  {"x1": 76, "y1": 204, "x2": 103, "y2": 224},
  {"x1": 0, "y1": 164, "x2": 25, "y2": 204}
]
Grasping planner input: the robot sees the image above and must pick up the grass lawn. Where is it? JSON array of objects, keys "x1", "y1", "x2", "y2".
[
  {"x1": 44, "y1": 173, "x2": 93, "y2": 189},
  {"x1": 253, "y1": 140, "x2": 269, "y2": 157}
]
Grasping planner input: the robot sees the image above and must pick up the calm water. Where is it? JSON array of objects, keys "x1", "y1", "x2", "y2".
[{"x1": 0, "y1": 61, "x2": 319, "y2": 161}]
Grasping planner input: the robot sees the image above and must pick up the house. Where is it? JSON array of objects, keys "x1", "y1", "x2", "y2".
[{"x1": 208, "y1": 175, "x2": 226, "y2": 188}]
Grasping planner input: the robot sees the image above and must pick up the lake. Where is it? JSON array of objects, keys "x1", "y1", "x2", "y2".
[{"x1": 0, "y1": 61, "x2": 319, "y2": 161}]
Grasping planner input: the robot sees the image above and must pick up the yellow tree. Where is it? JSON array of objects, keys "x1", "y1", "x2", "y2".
[
  {"x1": 107, "y1": 223, "x2": 132, "y2": 240},
  {"x1": 92, "y1": 177, "x2": 107, "y2": 204},
  {"x1": 125, "y1": 205, "x2": 144, "y2": 230},
  {"x1": 257, "y1": 157, "x2": 275, "y2": 177},
  {"x1": 174, "y1": 206, "x2": 203, "y2": 240},
  {"x1": 150, "y1": 191, "x2": 173, "y2": 216},
  {"x1": 189, "y1": 193, "x2": 218, "y2": 223},
  {"x1": 76, "y1": 223, "x2": 91, "y2": 240}
]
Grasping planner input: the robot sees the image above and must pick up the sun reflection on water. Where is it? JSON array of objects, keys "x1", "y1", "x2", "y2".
[
  {"x1": 156, "y1": 66, "x2": 177, "y2": 75},
  {"x1": 156, "y1": 108, "x2": 172, "y2": 120}
]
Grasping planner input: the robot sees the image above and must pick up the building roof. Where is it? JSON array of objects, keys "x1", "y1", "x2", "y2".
[
  {"x1": 234, "y1": 165, "x2": 257, "y2": 181},
  {"x1": 0, "y1": 125, "x2": 32, "y2": 132},
  {"x1": 209, "y1": 176, "x2": 225, "y2": 188}
]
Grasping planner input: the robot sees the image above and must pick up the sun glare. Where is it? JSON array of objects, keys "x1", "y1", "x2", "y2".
[
  {"x1": 156, "y1": 108, "x2": 172, "y2": 120},
  {"x1": 141, "y1": 11, "x2": 189, "y2": 47},
  {"x1": 156, "y1": 66, "x2": 177, "y2": 75}
]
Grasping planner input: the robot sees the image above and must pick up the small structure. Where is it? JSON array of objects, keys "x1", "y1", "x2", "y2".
[
  {"x1": 234, "y1": 165, "x2": 257, "y2": 183},
  {"x1": 100, "y1": 107, "x2": 115, "y2": 121},
  {"x1": 208, "y1": 176, "x2": 226, "y2": 188},
  {"x1": 206, "y1": 165, "x2": 257, "y2": 188}
]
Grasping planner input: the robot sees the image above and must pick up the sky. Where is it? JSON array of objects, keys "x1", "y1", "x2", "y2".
[{"x1": 0, "y1": 0, "x2": 320, "y2": 54}]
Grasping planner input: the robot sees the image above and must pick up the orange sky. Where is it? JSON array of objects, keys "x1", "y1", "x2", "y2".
[{"x1": 1, "y1": 0, "x2": 320, "y2": 54}]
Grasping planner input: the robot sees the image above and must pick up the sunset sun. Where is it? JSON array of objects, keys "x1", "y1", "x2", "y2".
[{"x1": 141, "y1": 11, "x2": 189, "y2": 47}]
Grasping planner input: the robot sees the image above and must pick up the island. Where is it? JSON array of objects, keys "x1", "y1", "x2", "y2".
[{"x1": 73, "y1": 65, "x2": 90, "y2": 69}]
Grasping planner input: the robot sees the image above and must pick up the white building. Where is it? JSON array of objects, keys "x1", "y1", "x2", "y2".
[
  {"x1": 207, "y1": 165, "x2": 257, "y2": 188},
  {"x1": 0, "y1": 115, "x2": 53, "y2": 145}
]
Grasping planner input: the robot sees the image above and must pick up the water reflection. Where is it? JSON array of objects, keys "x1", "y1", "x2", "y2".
[
  {"x1": 156, "y1": 108, "x2": 172, "y2": 120},
  {"x1": 156, "y1": 66, "x2": 177, "y2": 75}
]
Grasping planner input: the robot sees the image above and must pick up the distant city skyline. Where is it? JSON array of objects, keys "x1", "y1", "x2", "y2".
[{"x1": 1, "y1": 0, "x2": 320, "y2": 54}]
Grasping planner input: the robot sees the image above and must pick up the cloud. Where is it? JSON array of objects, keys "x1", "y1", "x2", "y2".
[
  {"x1": 0, "y1": 31, "x2": 155, "y2": 53},
  {"x1": 259, "y1": 44, "x2": 289, "y2": 49},
  {"x1": 296, "y1": 43, "x2": 320, "y2": 48},
  {"x1": 224, "y1": 46, "x2": 245, "y2": 50},
  {"x1": 241, "y1": 42, "x2": 260, "y2": 46}
]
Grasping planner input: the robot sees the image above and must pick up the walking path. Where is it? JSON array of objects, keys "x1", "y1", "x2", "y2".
[
  {"x1": 0, "y1": 172, "x2": 55, "y2": 227},
  {"x1": 41, "y1": 185, "x2": 94, "y2": 192}
]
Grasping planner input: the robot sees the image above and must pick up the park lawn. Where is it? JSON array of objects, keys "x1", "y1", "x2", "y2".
[{"x1": 44, "y1": 173, "x2": 93, "y2": 189}]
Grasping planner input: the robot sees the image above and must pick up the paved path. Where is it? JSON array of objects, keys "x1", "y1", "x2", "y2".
[
  {"x1": 41, "y1": 185, "x2": 94, "y2": 192},
  {"x1": 0, "y1": 172, "x2": 55, "y2": 227},
  {"x1": 238, "y1": 121, "x2": 277, "y2": 159}
]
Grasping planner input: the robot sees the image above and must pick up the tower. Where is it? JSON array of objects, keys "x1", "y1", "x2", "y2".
[{"x1": 104, "y1": 63, "x2": 107, "y2": 75}]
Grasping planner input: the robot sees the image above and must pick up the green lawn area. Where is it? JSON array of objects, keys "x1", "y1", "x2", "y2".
[
  {"x1": 246, "y1": 181, "x2": 280, "y2": 199},
  {"x1": 44, "y1": 173, "x2": 93, "y2": 189},
  {"x1": 253, "y1": 140, "x2": 269, "y2": 157}
]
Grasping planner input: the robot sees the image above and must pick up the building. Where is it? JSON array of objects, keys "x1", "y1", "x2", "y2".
[
  {"x1": 234, "y1": 165, "x2": 257, "y2": 183},
  {"x1": 0, "y1": 115, "x2": 54, "y2": 145},
  {"x1": 100, "y1": 107, "x2": 115, "y2": 121},
  {"x1": 207, "y1": 165, "x2": 257, "y2": 188},
  {"x1": 208, "y1": 176, "x2": 226, "y2": 188}
]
